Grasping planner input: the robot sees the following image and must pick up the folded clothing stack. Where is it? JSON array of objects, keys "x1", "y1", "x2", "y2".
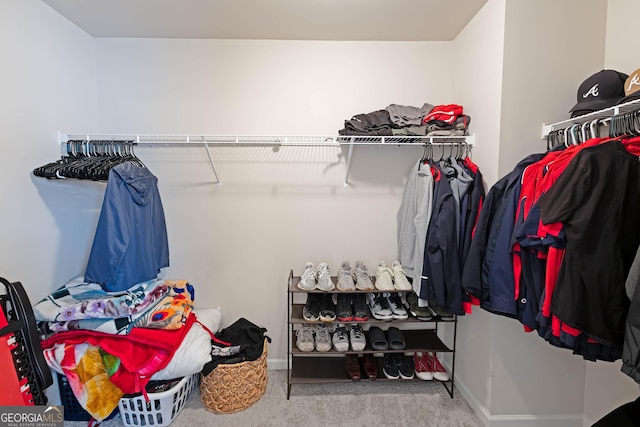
[{"x1": 338, "y1": 103, "x2": 470, "y2": 137}]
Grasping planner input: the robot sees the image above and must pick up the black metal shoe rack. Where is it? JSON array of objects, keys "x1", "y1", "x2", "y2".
[{"x1": 286, "y1": 270, "x2": 457, "y2": 399}]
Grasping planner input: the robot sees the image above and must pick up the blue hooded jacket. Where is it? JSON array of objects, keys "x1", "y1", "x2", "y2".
[{"x1": 85, "y1": 161, "x2": 169, "y2": 292}]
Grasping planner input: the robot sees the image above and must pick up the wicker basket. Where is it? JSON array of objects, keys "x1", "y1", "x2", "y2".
[{"x1": 200, "y1": 339, "x2": 268, "y2": 414}]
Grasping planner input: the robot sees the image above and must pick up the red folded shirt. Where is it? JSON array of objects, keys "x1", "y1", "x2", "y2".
[{"x1": 422, "y1": 104, "x2": 464, "y2": 124}]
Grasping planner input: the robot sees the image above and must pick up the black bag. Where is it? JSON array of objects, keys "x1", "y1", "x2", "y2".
[{"x1": 201, "y1": 317, "x2": 271, "y2": 376}]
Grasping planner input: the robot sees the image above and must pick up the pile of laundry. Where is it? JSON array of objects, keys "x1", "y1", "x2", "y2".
[
  {"x1": 35, "y1": 276, "x2": 221, "y2": 421},
  {"x1": 338, "y1": 103, "x2": 470, "y2": 137}
]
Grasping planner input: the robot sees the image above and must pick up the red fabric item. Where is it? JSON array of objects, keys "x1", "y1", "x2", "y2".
[
  {"x1": 41, "y1": 313, "x2": 195, "y2": 394},
  {"x1": 422, "y1": 104, "x2": 463, "y2": 124},
  {"x1": 462, "y1": 157, "x2": 479, "y2": 174},
  {"x1": 561, "y1": 322, "x2": 581, "y2": 337},
  {"x1": 469, "y1": 295, "x2": 481, "y2": 306},
  {"x1": 462, "y1": 301, "x2": 473, "y2": 314}
]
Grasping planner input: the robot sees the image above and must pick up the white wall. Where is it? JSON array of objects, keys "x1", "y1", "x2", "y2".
[
  {"x1": 0, "y1": 0, "x2": 99, "y2": 301},
  {"x1": 452, "y1": 0, "x2": 506, "y2": 416},
  {"x1": 582, "y1": 1, "x2": 640, "y2": 424},
  {"x1": 93, "y1": 38, "x2": 455, "y2": 363}
]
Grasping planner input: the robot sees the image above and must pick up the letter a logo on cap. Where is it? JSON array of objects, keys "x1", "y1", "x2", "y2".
[
  {"x1": 583, "y1": 84, "x2": 599, "y2": 99},
  {"x1": 627, "y1": 74, "x2": 640, "y2": 93}
]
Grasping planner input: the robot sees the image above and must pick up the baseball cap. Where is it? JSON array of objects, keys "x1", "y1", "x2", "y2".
[
  {"x1": 616, "y1": 67, "x2": 640, "y2": 106},
  {"x1": 569, "y1": 69, "x2": 628, "y2": 117}
]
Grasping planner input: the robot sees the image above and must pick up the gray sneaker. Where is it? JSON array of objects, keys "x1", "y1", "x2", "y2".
[
  {"x1": 354, "y1": 261, "x2": 375, "y2": 291},
  {"x1": 349, "y1": 324, "x2": 366, "y2": 351},
  {"x1": 298, "y1": 262, "x2": 317, "y2": 291},
  {"x1": 384, "y1": 292, "x2": 409, "y2": 320},
  {"x1": 367, "y1": 292, "x2": 393, "y2": 320},
  {"x1": 316, "y1": 262, "x2": 335, "y2": 291},
  {"x1": 315, "y1": 324, "x2": 332, "y2": 352},
  {"x1": 296, "y1": 325, "x2": 315, "y2": 352},
  {"x1": 337, "y1": 261, "x2": 356, "y2": 291},
  {"x1": 332, "y1": 324, "x2": 349, "y2": 352}
]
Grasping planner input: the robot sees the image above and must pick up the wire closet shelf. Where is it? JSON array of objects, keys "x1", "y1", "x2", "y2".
[{"x1": 57, "y1": 132, "x2": 475, "y2": 187}]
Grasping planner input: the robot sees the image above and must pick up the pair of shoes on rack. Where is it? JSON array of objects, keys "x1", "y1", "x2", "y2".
[
  {"x1": 345, "y1": 353, "x2": 377, "y2": 381},
  {"x1": 332, "y1": 324, "x2": 366, "y2": 352},
  {"x1": 303, "y1": 293, "x2": 336, "y2": 322},
  {"x1": 405, "y1": 292, "x2": 454, "y2": 320},
  {"x1": 383, "y1": 353, "x2": 415, "y2": 380},
  {"x1": 405, "y1": 292, "x2": 433, "y2": 321},
  {"x1": 298, "y1": 262, "x2": 335, "y2": 291},
  {"x1": 368, "y1": 326, "x2": 406, "y2": 351},
  {"x1": 347, "y1": 261, "x2": 374, "y2": 291},
  {"x1": 367, "y1": 293, "x2": 408, "y2": 320},
  {"x1": 414, "y1": 352, "x2": 449, "y2": 381},
  {"x1": 296, "y1": 324, "x2": 333, "y2": 352},
  {"x1": 375, "y1": 261, "x2": 413, "y2": 291},
  {"x1": 336, "y1": 293, "x2": 369, "y2": 322}
]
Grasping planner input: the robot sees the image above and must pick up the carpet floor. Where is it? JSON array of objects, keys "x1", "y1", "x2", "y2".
[{"x1": 64, "y1": 370, "x2": 483, "y2": 427}]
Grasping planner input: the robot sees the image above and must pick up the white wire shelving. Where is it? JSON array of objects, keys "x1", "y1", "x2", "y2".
[
  {"x1": 541, "y1": 98, "x2": 640, "y2": 139},
  {"x1": 58, "y1": 132, "x2": 475, "y2": 187}
]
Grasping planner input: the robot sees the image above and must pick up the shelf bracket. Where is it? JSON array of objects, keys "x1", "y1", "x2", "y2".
[
  {"x1": 344, "y1": 138, "x2": 355, "y2": 188},
  {"x1": 200, "y1": 136, "x2": 222, "y2": 187}
]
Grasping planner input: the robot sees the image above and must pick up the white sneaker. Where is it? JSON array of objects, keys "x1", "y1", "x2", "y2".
[
  {"x1": 354, "y1": 261, "x2": 375, "y2": 291},
  {"x1": 384, "y1": 292, "x2": 409, "y2": 320},
  {"x1": 349, "y1": 324, "x2": 366, "y2": 351},
  {"x1": 375, "y1": 261, "x2": 395, "y2": 291},
  {"x1": 315, "y1": 324, "x2": 332, "y2": 352},
  {"x1": 296, "y1": 325, "x2": 315, "y2": 352},
  {"x1": 298, "y1": 262, "x2": 317, "y2": 291},
  {"x1": 316, "y1": 262, "x2": 335, "y2": 291},
  {"x1": 367, "y1": 292, "x2": 393, "y2": 320},
  {"x1": 332, "y1": 324, "x2": 349, "y2": 352},
  {"x1": 337, "y1": 261, "x2": 356, "y2": 291},
  {"x1": 391, "y1": 260, "x2": 413, "y2": 290}
]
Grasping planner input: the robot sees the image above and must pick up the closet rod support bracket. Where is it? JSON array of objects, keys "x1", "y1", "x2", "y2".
[
  {"x1": 201, "y1": 137, "x2": 222, "y2": 187},
  {"x1": 344, "y1": 139, "x2": 355, "y2": 188}
]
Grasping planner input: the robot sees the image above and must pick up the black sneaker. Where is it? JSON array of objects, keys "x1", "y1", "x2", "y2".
[
  {"x1": 406, "y1": 292, "x2": 433, "y2": 321},
  {"x1": 336, "y1": 293, "x2": 354, "y2": 322},
  {"x1": 429, "y1": 300, "x2": 454, "y2": 320},
  {"x1": 399, "y1": 355, "x2": 415, "y2": 379},
  {"x1": 353, "y1": 293, "x2": 369, "y2": 321},
  {"x1": 302, "y1": 293, "x2": 320, "y2": 322},
  {"x1": 319, "y1": 293, "x2": 336, "y2": 322},
  {"x1": 383, "y1": 353, "x2": 401, "y2": 379}
]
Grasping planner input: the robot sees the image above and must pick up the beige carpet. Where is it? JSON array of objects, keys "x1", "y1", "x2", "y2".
[{"x1": 64, "y1": 370, "x2": 483, "y2": 427}]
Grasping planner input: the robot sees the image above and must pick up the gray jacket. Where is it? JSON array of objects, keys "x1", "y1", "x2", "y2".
[{"x1": 397, "y1": 161, "x2": 434, "y2": 292}]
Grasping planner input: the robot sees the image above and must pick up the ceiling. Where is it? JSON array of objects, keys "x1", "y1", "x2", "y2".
[{"x1": 42, "y1": 0, "x2": 487, "y2": 41}]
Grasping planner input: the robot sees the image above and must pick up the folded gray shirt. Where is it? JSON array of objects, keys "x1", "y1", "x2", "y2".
[{"x1": 386, "y1": 103, "x2": 434, "y2": 127}]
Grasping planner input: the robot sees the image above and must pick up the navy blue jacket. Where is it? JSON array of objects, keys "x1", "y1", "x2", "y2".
[
  {"x1": 421, "y1": 163, "x2": 463, "y2": 315},
  {"x1": 462, "y1": 153, "x2": 545, "y2": 305},
  {"x1": 85, "y1": 161, "x2": 169, "y2": 292}
]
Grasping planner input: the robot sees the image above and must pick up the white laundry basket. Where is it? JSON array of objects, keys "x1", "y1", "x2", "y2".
[{"x1": 118, "y1": 373, "x2": 198, "y2": 427}]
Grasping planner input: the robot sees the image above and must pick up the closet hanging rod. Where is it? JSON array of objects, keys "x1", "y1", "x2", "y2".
[
  {"x1": 541, "y1": 98, "x2": 640, "y2": 139},
  {"x1": 59, "y1": 133, "x2": 475, "y2": 147},
  {"x1": 58, "y1": 132, "x2": 475, "y2": 188}
]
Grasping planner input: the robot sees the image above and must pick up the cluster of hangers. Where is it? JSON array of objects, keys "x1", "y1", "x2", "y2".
[
  {"x1": 33, "y1": 140, "x2": 144, "y2": 181},
  {"x1": 546, "y1": 108, "x2": 640, "y2": 150},
  {"x1": 421, "y1": 141, "x2": 471, "y2": 162}
]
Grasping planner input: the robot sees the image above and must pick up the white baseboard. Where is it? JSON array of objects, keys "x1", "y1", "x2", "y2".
[
  {"x1": 267, "y1": 357, "x2": 287, "y2": 370},
  {"x1": 454, "y1": 374, "x2": 582, "y2": 427},
  {"x1": 583, "y1": 414, "x2": 594, "y2": 427}
]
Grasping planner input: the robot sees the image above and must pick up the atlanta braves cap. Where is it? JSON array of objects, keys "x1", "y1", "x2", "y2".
[
  {"x1": 616, "y1": 67, "x2": 640, "y2": 106},
  {"x1": 569, "y1": 69, "x2": 628, "y2": 117}
]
